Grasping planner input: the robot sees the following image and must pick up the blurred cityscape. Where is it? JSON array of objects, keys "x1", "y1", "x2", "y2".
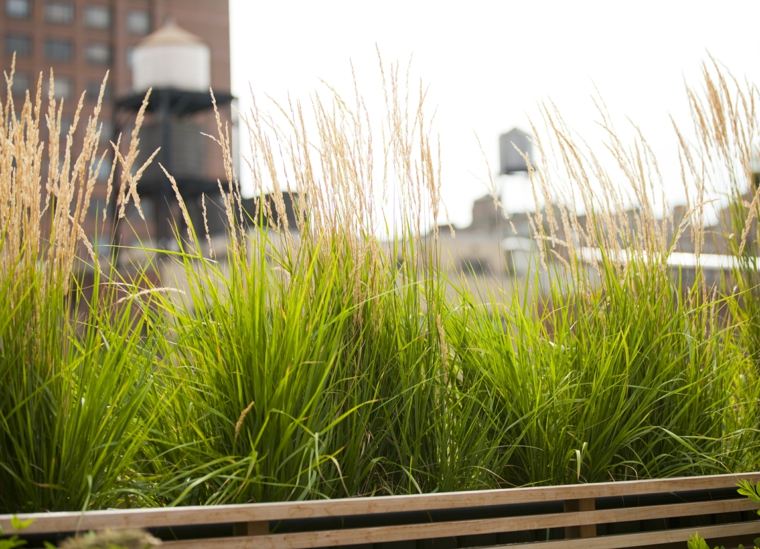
[{"x1": 2, "y1": 0, "x2": 753, "y2": 297}]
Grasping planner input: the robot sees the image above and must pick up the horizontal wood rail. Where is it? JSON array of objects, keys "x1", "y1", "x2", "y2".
[{"x1": 2, "y1": 472, "x2": 759, "y2": 548}]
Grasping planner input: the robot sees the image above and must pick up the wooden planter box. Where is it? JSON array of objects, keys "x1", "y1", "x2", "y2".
[{"x1": 2, "y1": 473, "x2": 760, "y2": 548}]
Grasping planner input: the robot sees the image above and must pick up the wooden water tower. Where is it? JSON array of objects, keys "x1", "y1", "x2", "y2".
[
  {"x1": 111, "y1": 20, "x2": 234, "y2": 252},
  {"x1": 499, "y1": 128, "x2": 533, "y2": 175}
]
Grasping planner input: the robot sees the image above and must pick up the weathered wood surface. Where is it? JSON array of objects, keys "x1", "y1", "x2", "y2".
[{"x1": 2, "y1": 472, "x2": 759, "y2": 547}]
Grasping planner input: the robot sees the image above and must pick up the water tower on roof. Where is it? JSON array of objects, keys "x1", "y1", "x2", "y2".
[
  {"x1": 499, "y1": 128, "x2": 533, "y2": 175},
  {"x1": 111, "y1": 19, "x2": 234, "y2": 252},
  {"x1": 132, "y1": 19, "x2": 211, "y2": 92}
]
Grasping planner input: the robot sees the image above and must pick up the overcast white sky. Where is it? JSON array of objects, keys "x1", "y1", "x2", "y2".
[{"x1": 229, "y1": 0, "x2": 760, "y2": 227}]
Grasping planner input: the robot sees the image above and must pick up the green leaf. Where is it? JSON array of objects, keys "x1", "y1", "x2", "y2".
[{"x1": 8, "y1": 518, "x2": 32, "y2": 532}]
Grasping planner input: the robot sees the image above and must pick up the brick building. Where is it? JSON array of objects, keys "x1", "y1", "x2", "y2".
[{"x1": 1, "y1": 0, "x2": 231, "y2": 247}]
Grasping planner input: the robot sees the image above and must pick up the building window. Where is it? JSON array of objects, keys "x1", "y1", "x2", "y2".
[
  {"x1": 5, "y1": 0, "x2": 30, "y2": 18},
  {"x1": 85, "y1": 43, "x2": 110, "y2": 64},
  {"x1": 84, "y1": 5, "x2": 110, "y2": 29},
  {"x1": 126, "y1": 46, "x2": 135, "y2": 67},
  {"x1": 44, "y1": 38, "x2": 73, "y2": 62},
  {"x1": 126, "y1": 10, "x2": 150, "y2": 35},
  {"x1": 85, "y1": 79, "x2": 110, "y2": 102},
  {"x1": 10, "y1": 72, "x2": 29, "y2": 96},
  {"x1": 5, "y1": 34, "x2": 32, "y2": 57},
  {"x1": 52, "y1": 76, "x2": 72, "y2": 99},
  {"x1": 45, "y1": 1, "x2": 74, "y2": 24}
]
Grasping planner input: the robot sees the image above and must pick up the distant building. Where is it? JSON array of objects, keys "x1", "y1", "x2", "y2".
[
  {"x1": 431, "y1": 128, "x2": 547, "y2": 298},
  {"x1": 432, "y1": 128, "x2": 758, "y2": 299}
]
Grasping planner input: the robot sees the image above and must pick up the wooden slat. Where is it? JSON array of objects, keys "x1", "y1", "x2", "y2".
[
  {"x1": 159, "y1": 499, "x2": 758, "y2": 549},
  {"x1": 160, "y1": 520, "x2": 760, "y2": 549},
  {"x1": 3, "y1": 472, "x2": 758, "y2": 534},
  {"x1": 505, "y1": 519, "x2": 760, "y2": 548},
  {"x1": 564, "y1": 498, "x2": 596, "y2": 538}
]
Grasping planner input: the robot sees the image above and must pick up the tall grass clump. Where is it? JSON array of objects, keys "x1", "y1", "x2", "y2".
[
  {"x1": 1, "y1": 55, "x2": 759, "y2": 512},
  {"x1": 143, "y1": 57, "x2": 760, "y2": 505},
  {"x1": 484, "y1": 61, "x2": 760, "y2": 483},
  {"x1": 144, "y1": 63, "x2": 511, "y2": 504},
  {"x1": 0, "y1": 65, "x2": 163, "y2": 511}
]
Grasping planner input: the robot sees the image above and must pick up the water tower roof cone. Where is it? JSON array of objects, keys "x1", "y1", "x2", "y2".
[
  {"x1": 131, "y1": 19, "x2": 211, "y2": 92},
  {"x1": 139, "y1": 19, "x2": 205, "y2": 47}
]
